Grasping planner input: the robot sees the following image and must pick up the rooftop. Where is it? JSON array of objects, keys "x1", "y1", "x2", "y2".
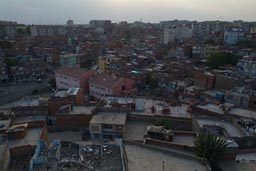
[
  {"x1": 89, "y1": 74, "x2": 122, "y2": 89},
  {"x1": 105, "y1": 96, "x2": 191, "y2": 118},
  {"x1": 8, "y1": 127, "x2": 42, "y2": 149},
  {"x1": 31, "y1": 141, "x2": 123, "y2": 171},
  {"x1": 220, "y1": 161, "x2": 256, "y2": 171},
  {"x1": 57, "y1": 105, "x2": 93, "y2": 115},
  {"x1": 125, "y1": 120, "x2": 152, "y2": 141},
  {"x1": 55, "y1": 66, "x2": 90, "y2": 79},
  {"x1": 172, "y1": 134, "x2": 196, "y2": 147},
  {"x1": 70, "y1": 106, "x2": 93, "y2": 114},
  {"x1": 53, "y1": 88, "x2": 81, "y2": 97},
  {"x1": 12, "y1": 115, "x2": 46, "y2": 124},
  {"x1": 196, "y1": 103, "x2": 225, "y2": 115},
  {"x1": 196, "y1": 117, "x2": 243, "y2": 138},
  {"x1": 90, "y1": 112, "x2": 127, "y2": 125},
  {"x1": 124, "y1": 143, "x2": 208, "y2": 171},
  {"x1": 229, "y1": 108, "x2": 256, "y2": 119}
]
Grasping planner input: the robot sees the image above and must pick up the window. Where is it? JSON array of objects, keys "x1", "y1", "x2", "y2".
[
  {"x1": 103, "y1": 124, "x2": 112, "y2": 129},
  {"x1": 116, "y1": 125, "x2": 123, "y2": 132},
  {"x1": 91, "y1": 125, "x2": 100, "y2": 132}
]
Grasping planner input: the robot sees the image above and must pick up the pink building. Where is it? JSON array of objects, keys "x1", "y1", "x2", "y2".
[
  {"x1": 89, "y1": 74, "x2": 136, "y2": 99},
  {"x1": 55, "y1": 67, "x2": 95, "y2": 93}
]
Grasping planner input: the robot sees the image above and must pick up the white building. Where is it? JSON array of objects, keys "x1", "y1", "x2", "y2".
[
  {"x1": 55, "y1": 67, "x2": 95, "y2": 93},
  {"x1": 31, "y1": 25, "x2": 66, "y2": 37}
]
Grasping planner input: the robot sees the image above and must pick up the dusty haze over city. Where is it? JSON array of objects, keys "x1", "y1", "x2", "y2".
[{"x1": 0, "y1": 0, "x2": 256, "y2": 24}]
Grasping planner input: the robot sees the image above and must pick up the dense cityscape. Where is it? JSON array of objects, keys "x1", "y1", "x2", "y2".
[{"x1": 1, "y1": 17, "x2": 256, "y2": 171}]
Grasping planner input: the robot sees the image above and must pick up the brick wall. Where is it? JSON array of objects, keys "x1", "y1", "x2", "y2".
[
  {"x1": 192, "y1": 71, "x2": 215, "y2": 89},
  {"x1": 80, "y1": 70, "x2": 95, "y2": 93},
  {"x1": 56, "y1": 114, "x2": 92, "y2": 129}
]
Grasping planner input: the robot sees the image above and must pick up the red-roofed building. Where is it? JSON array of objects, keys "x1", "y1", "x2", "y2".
[
  {"x1": 55, "y1": 67, "x2": 95, "y2": 93},
  {"x1": 89, "y1": 74, "x2": 136, "y2": 99}
]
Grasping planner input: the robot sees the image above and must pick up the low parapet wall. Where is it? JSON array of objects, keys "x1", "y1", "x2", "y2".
[{"x1": 123, "y1": 139, "x2": 211, "y2": 171}]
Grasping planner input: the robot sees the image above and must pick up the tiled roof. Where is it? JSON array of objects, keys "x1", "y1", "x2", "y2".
[
  {"x1": 89, "y1": 74, "x2": 123, "y2": 89},
  {"x1": 55, "y1": 67, "x2": 89, "y2": 79}
]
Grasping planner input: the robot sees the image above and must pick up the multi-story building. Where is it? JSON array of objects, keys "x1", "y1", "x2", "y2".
[
  {"x1": 98, "y1": 54, "x2": 120, "y2": 74},
  {"x1": 48, "y1": 88, "x2": 85, "y2": 115},
  {"x1": 204, "y1": 45, "x2": 219, "y2": 58},
  {"x1": 163, "y1": 25, "x2": 193, "y2": 44},
  {"x1": 55, "y1": 66, "x2": 95, "y2": 93},
  {"x1": 89, "y1": 112, "x2": 127, "y2": 141},
  {"x1": 224, "y1": 28, "x2": 244, "y2": 45},
  {"x1": 11, "y1": 63, "x2": 45, "y2": 82},
  {"x1": 66, "y1": 19, "x2": 74, "y2": 26},
  {"x1": 89, "y1": 20, "x2": 112, "y2": 32},
  {"x1": 60, "y1": 53, "x2": 85, "y2": 67},
  {"x1": 89, "y1": 74, "x2": 136, "y2": 99},
  {"x1": 236, "y1": 57, "x2": 256, "y2": 78},
  {"x1": 31, "y1": 25, "x2": 66, "y2": 37},
  {"x1": 0, "y1": 59, "x2": 8, "y2": 82},
  {"x1": 0, "y1": 21, "x2": 17, "y2": 38}
]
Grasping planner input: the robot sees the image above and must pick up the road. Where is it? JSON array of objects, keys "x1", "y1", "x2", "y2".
[{"x1": 0, "y1": 80, "x2": 50, "y2": 106}]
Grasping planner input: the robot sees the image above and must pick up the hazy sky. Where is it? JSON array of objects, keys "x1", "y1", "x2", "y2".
[{"x1": 0, "y1": 0, "x2": 255, "y2": 24}]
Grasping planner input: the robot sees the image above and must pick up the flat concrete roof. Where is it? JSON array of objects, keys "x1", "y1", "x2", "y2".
[
  {"x1": 220, "y1": 161, "x2": 256, "y2": 171},
  {"x1": 125, "y1": 144, "x2": 208, "y2": 171},
  {"x1": 125, "y1": 121, "x2": 152, "y2": 141},
  {"x1": 57, "y1": 105, "x2": 93, "y2": 115},
  {"x1": 90, "y1": 112, "x2": 127, "y2": 125},
  {"x1": 229, "y1": 108, "x2": 256, "y2": 119},
  {"x1": 105, "y1": 96, "x2": 191, "y2": 118},
  {"x1": 48, "y1": 131, "x2": 82, "y2": 142},
  {"x1": 12, "y1": 116, "x2": 45, "y2": 124},
  {"x1": 17, "y1": 98, "x2": 40, "y2": 107},
  {"x1": 8, "y1": 127, "x2": 42, "y2": 149},
  {"x1": 196, "y1": 118, "x2": 243, "y2": 138},
  {"x1": 53, "y1": 88, "x2": 80, "y2": 97},
  {"x1": 196, "y1": 103, "x2": 225, "y2": 115},
  {"x1": 172, "y1": 134, "x2": 196, "y2": 147},
  {"x1": 69, "y1": 106, "x2": 92, "y2": 114},
  {"x1": 236, "y1": 153, "x2": 256, "y2": 161}
]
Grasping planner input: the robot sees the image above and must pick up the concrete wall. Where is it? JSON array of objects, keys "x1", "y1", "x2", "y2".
[
  {"x1": 10, "y1": 145, "x2": 36, "y2": 158},
  {"x1": 192, "y1": 72, "x2": 215, "y2": 89},
  {"x1": 12, "y1": 106, "x2": 48, "y2": 116},
  {"x1": 144, "y1": 138, "x2": 194, "y2": 151},
  {"x1": 0, "y1": 145, "x2": 10, "y2": 171},
  {"x1": 128, "y1": 114, "x2": 192, "y2": 131},
  {"x1": 56, "y1": 114, "x2": 92, "y2": 129},
  {"x1": 80, "y1": 70, "x2": 95, "y2": 93},
  {"x1": 47, "y1": 98, "x2": 73, "y2": 115}
]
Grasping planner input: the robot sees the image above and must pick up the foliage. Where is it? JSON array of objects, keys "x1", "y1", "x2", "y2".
[
  {"x1": 17, "y1": 26, "x2": 31, "y2": 36},
  {"x1": 237, "y1": 39, "x2": 256, "y2": 49},
  {"x1": 207, "y1": 53, "x2": 241, "y2": 69},
  {"x1": 5, "y1": 58, "x2": 17, "y2": 67},
  {"x1": 154, "y1": 118, "x2": 174, "y2": 130},
  {"x1": 194, "y1": 133, "x2": 227, "y2": 170},
  {"x1": 145, "y1": 74, "x2": 159, "y2": 89}
]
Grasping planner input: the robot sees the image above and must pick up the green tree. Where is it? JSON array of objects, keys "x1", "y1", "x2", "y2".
[
  {"x1": 154, "y1": 118, "x2": 174, "y2": 130},
  {"x1": 194, "y1": 133, "x2": 227, "y2": 171},
  {"x1": 207, "y1": 53, "x2": 241, "y2": 69},
  {"x1": 5, "y1": 58, "x2": 17, "y2": 67},
  {"x1": 145, "y1": 74, "x2": 159, "y2": 89}
]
